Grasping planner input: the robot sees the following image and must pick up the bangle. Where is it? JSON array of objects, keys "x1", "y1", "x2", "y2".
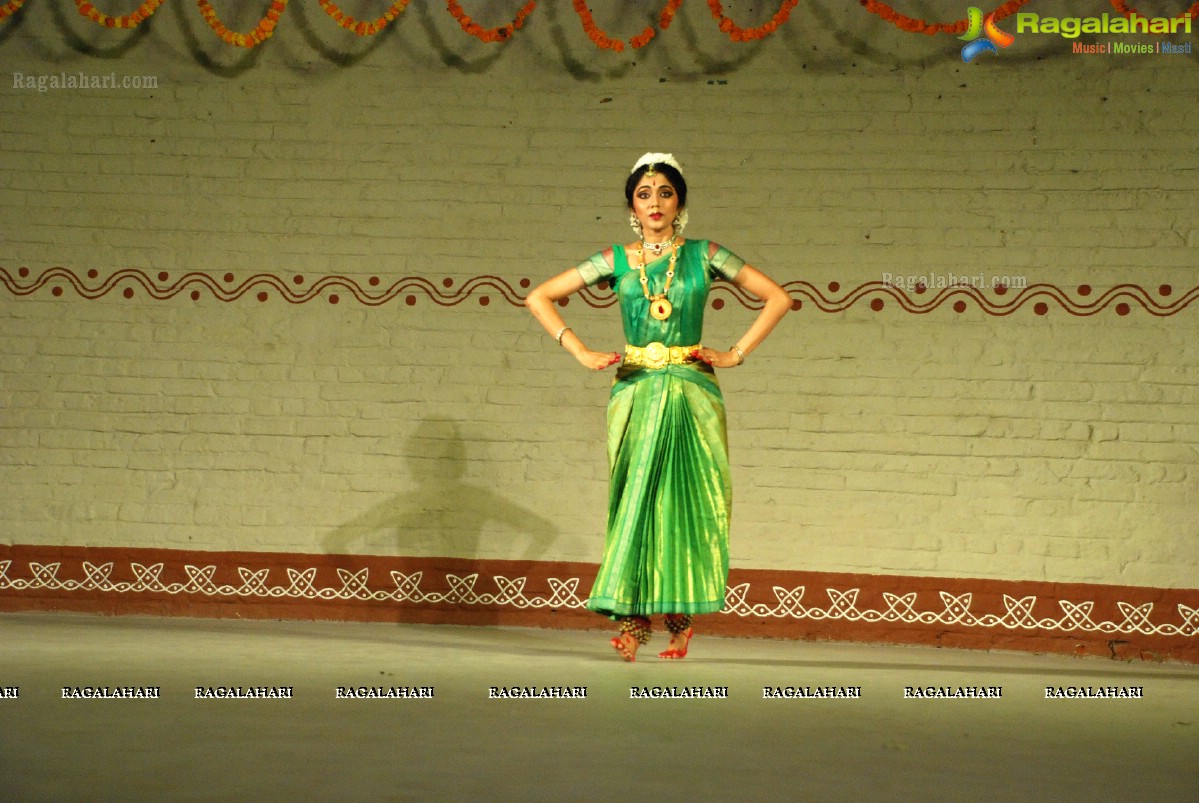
[
  {"x1": 731, "y1": 345, "x2": 745, "y2": 365},
  {"x1": 555, "y1": 326, "x2": 571, "y2": 345}
]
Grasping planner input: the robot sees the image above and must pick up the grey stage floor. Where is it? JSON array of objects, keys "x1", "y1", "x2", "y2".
[{"x1": 0, "y1": 613, "x2": 1195, "y2": 802}]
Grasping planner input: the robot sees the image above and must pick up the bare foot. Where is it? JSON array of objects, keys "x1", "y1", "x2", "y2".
[
  {"x1": 658, "y1": 627, "x2": 693, "y2": 660},
  {"x1": 610, "y1": 633, "x2": 639, "y2": 662}
]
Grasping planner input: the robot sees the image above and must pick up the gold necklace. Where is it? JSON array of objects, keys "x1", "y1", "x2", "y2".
[{"x1": 637, "y1": 238, "x2": 678, "y2": 321}]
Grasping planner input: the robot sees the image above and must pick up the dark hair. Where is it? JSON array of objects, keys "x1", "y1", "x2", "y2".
[{"x1": 624, "y1": 162, "x2": 687, "y2": 209}]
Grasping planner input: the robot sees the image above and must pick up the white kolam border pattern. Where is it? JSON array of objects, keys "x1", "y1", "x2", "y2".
[{"x1": 2, "y1": 558, "x2": 1196, "y2": 639}]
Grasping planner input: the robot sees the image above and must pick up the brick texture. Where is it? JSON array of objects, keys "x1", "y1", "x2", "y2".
[{"x1": 1, "y1": 3, "x2": 1196, "y2": 594}]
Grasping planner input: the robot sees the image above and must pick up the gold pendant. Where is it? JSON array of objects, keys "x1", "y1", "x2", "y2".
[{"x1": 649, "y1": 297, "x2": 672, "y2": 320}]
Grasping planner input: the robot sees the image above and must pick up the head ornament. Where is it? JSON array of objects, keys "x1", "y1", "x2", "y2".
[{"x1": 631, "y1": 152, "x2": 683, "y2": 176}]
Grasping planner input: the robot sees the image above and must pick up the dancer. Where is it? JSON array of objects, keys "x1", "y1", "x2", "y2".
[{"x1": 526, "y1": 153, "x2": 790, "y2": 661}]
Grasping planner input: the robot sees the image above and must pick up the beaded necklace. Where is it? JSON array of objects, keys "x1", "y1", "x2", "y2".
[{"x1": 636, "y1": 237, "x2": 678, "y2": 321}]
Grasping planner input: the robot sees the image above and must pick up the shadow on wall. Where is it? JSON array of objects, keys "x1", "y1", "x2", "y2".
[{"x1": 322, "y1": 417, "x2": 558, "y2": 564}]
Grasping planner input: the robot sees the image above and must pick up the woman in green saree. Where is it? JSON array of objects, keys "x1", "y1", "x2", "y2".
[{"x1": 526, "y1": 153, "x2": 790, "y2": 661}]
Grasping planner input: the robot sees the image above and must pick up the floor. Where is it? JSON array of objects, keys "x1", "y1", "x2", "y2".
[{"x1": 0, "y1": 612, "x2": 1195, "y2": 802}]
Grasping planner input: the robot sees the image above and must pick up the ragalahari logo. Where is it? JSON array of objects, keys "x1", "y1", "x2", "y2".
[{"x1": 959, "y1": 7, "x2": 1015, "y2": 62}]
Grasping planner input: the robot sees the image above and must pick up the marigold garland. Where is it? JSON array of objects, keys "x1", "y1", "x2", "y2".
[
  {"x1": 74, "y1": 0, "x2": 165, "y2": 28},
  {"x1": 196, "y1": 0, "x2": 287, "y2": 48},
  {"x1": 707, "y1": 0, "x2": 799, "y2": 42},
  {"x1": 318, "y1": 0, "x2": 408, "y2": 36},
  {"x1": 629, "y1": 0, "x2": 683, "y2": 49},
  {"x1": 1109, "y1": 0, "x2": 1199, "y2": 21},
  {"x1": 574, "y1": 0, "x2": 683, "y2": 51},
  {"x1": 858, "y1": 0, "x2": 1031, "y2": 35},
  {"x1": 0, "y1": 0, "x2": 27, "y2": 21},
  {"x1": 573, "y1": 0, "x2": 624, "y2": 51},
  {"x1": 20, "y1": 0, "x2": 1189, "y2": 50},
  {"x1": 447, "y1": 0, "x2": 536, "y2": 43}
]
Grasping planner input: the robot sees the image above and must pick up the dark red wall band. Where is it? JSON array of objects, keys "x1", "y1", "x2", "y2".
[{"x1": 2, "y1": 544, "x2": 1194, "y2": 662}]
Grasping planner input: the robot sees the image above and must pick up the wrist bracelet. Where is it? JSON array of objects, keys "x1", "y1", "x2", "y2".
[
  {"x1": 555, "y1": 326, "x2": 571, "y2": 345},
  {"x1": 731, "y1": 345, "x2": 745, "y2": 365}
]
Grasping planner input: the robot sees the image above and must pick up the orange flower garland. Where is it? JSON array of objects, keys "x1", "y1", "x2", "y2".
[
  {"x1": 318, "y1": 0, "x2": 409, "y2": 37},
  {"x1": 196, "y1": 0, "x2": 288, "y2": 48},
  {"x1": 574, "y1": 0, "x2": 683, "y2": 51},
  {"x1": 447, "y1": 0, "x2": 536, "y2": 43},
  {"x1": 0, "y1": 0, "x2": 26, "y2": 22},
  {"x1": 573, "y1": 1, "x2": 624, "y2": 51},
  {"x1": 31, "y1": 0, "x2": 1193, "y2": 50},
  {"x1": 628, "y1": 0, "x2": 683, "y2": 49},
  {"x1": 707, "y1": 0, "x2": 799, "y2": 42},
  {"x1": 74, "y1": 0, "x2": 165, "y2": 28},
  {"x1": 1109, "y1": 0, "x2": 1199, "y2": 22},
  {"x1": 858, "y1": 0, "x2": 1031, "y2": 35}
]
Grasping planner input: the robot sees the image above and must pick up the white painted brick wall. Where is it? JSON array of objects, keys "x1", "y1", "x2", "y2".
[{"x1": 1, "y1": 2, "x2": 1196, "y2": 587}]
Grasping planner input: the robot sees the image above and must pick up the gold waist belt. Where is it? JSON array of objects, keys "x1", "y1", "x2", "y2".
[{"x1": 623, "y1": 342, "x2": 702, "y2": 370}]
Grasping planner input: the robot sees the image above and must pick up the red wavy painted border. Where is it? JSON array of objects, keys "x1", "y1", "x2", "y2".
[{"x1": 2, "y1": 267, "x2": 1195, "y2": 316}]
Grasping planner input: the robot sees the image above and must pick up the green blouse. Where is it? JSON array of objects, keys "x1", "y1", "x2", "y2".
[{"x1": 575, "y1": 239, "x2": 744, "y2": 347}]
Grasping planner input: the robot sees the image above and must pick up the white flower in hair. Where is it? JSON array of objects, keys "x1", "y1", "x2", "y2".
[{"x1": 631, "y1": 152, "x2": 683, "y2": 175}]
